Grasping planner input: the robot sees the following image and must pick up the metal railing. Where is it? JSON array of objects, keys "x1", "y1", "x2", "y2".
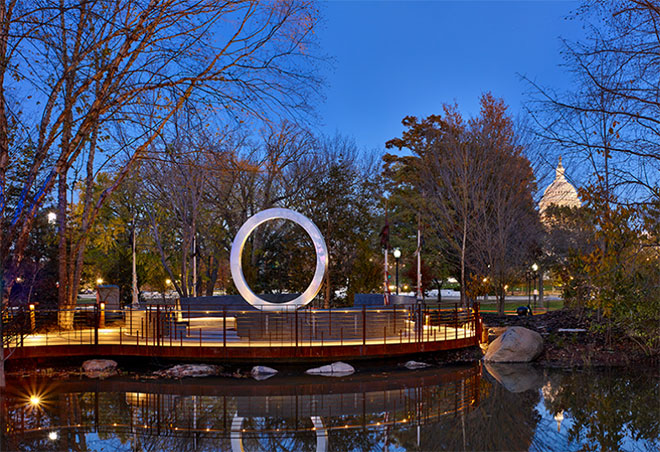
[
  {"x1": 1, "y1": 305, "x2": 30, "y2": 349},
  {"x1": 2, "y1": 303, "x2": 481, "y2": 352}
]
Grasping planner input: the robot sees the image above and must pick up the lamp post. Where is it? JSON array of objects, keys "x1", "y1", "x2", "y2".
[
  {"x1": 531, "y1": 263, "x2": 539, "y2": 310},
  {"x1": 393, "y1": 248, "x2": 401, "y2": 295},
  {"x1": 526, "y1": 270, "x2": 532, "y2": 307}
]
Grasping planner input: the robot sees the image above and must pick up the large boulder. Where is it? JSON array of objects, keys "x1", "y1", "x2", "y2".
[
  {"x1": 305, "y1": 362, "x2": 355, "y2": 377},
  {"x1": 83, "y1": 359, "x2": 118, "y2": 379},
  {"x1": 484, "y1": 362, "x2": 544, "y2": 393},
  {"x1": 483, "y1": 326, "x2": 543, "y2": 362},
  {"x1": 154, "y1": 364, "x2": 222, "y2": 379}
]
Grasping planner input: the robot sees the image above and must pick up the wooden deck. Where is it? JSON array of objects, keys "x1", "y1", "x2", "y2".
[{"x1": 3, "y1": 305, "x2": 483, "y2": 364}]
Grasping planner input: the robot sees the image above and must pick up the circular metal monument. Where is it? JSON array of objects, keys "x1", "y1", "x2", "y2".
[{"x1": 230, "y1": 208, "x2": 328, "y2": 311}]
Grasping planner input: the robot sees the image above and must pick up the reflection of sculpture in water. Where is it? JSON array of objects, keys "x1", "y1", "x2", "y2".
[{"x1": 232, "y1": 415, "x2": 327, "y2": 452}]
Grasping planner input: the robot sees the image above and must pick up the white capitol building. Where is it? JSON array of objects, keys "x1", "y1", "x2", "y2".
[{"x1": 538, "y1": 157, "x2": 581, "y2": 215}]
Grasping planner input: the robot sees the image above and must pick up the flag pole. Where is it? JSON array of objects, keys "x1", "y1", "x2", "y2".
[
  {"x1": 380, "y1": 203, "x2": 391, "y2": 306},
  {"x1": 416, "y1": 213, "x2": 422, "y2": 302}
]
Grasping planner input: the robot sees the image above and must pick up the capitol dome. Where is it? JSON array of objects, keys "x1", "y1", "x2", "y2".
[{"x1": 538, "y1": 157, "x2": 581, "y2": 215}]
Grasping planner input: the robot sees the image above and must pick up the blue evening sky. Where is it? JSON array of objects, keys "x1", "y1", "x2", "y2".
[{"x1": 316, "y1": 0, "x2": 583, "y2": 152}]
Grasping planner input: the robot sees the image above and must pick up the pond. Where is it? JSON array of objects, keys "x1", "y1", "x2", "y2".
[{"x1": 1, "y1": 362, "x2": 657, "y2": 451}]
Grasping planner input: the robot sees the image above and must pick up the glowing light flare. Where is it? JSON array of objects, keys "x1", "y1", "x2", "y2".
[{"x1": 48, "y1": 431, "x2": 58, "y2": 441}]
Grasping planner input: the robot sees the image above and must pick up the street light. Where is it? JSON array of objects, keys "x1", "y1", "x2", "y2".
[
  {"x1": 393, "y1": 248, "x2": 401, "y2": 295},
  {"x1": 531, "y1": 263, "x2": 539, "y2": 309},
  {"x1": 96, "y1": 278, "x2": 103, "y2": 285}
]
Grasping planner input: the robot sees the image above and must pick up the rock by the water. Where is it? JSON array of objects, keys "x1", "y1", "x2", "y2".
[
  {"x1": 154, "y1": 364, "x2": 222, "y2": 379},
  {"x1": 483, "y1": 326, "x2": 543, "y2": 362},
  {"x1": 83, "y1": 359, "x2": 118, "y2": 379},
  {"x1": 404, "y1": 360, "x2": 431, "y2": 369},
  {"x1": 484, "y1": 362, "x2": 544, "y2": 393},
  {"x1": 305, "y1": 361, "x2": 354, "y2": 377},
  {"x1": 251, "y1": 366, "x2": 278, "y2": 380}
]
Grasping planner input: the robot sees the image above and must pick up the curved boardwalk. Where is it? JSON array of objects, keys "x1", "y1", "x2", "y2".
[{"x1": 3, "y1": 305, "x2": 483, "y2": 363}]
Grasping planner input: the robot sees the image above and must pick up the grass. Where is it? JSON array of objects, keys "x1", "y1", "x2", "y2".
[
  {"x1": 434, "y1": 297, "x2": 564, "y2": 313},
  {"x1": 478, "y1": 298, "x2": 564, "y2": 313}
]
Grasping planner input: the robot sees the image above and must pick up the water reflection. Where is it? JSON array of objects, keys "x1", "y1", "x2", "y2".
[{"x1": 1, "y1": 363, "x2": 657, "y2": 451}]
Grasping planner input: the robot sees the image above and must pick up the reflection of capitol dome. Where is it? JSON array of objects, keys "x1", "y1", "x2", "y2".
[{"x1": 539, "y1": 157, "x2": 581, "y2": 215}]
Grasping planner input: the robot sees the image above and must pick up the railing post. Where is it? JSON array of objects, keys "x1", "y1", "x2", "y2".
[
  {"x1": 99, "y1": 303, "x2": 105, "y2": 329},
  {"x1": 223, "y1": 307, "x2": 227, "y2": 349},
  {"x1": 156, "y1": 304, "x2": 160, "y2": 347},
  {"x1": 454, "y1": 303, "x2": 458, "y2": 340},
  {"x1": 293, "y1": 308, "x2": 298, "y2": 347},
  {"x1": 29, "y1": 304, "x2": 35, "y2": 332},
  {"x1": 94, "y1": 304, "x2": 99, "y2": 345},
  {"x1": 362, "y1": 305, "x2": 366, "y2": 347},
  {"x1": 473, "y1": 301, "x2": 478, "y2": 342}
]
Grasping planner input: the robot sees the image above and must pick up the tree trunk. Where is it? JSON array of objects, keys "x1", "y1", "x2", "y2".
[
  {"x1": 0, "y1": 341, "x2": 5, "y2": 388},
  {"x1": 57, "y1": 173, "x2": 75, "y2": 329},
  {"x1": 460, "y1": 216, "x2": 467, "y2": 308},
  {"x1": 205, "y1": 255, "x2": 218, "y2": 296}
]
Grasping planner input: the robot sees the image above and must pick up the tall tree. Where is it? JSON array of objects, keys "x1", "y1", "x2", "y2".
[
  {"x1": 301, "y1": 134, "x2": 382, "y2": 307},
  {"x1": 0, "y1": 1, "x2": 323, "y2": 326},
  {"x1": 387, "y1": 94, "x2": 541, "y2": 312},
  {"x1": 525, "y1": 0, "x2": 660, "y2": 204}
]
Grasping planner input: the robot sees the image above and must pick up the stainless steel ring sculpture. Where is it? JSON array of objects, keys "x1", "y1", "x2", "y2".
[{"x1": 230, "y1": 208, "x2": 328, "y2": 311}]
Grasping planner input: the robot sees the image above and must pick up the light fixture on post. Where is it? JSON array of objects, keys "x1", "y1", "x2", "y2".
[
  {"x1": 531, "y1": 263, "x2": 539, "y2": 309},
  {"x1": 393, "y1": 248, "x2": 401, "y2": 295}
]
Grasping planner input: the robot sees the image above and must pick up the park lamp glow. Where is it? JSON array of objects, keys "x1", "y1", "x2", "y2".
[
  {"x1": 29, "y1": 395, "x2": 41, "y2": 407},
  {"x1": 48, "y1": 431, "x2": 59, "y2": 441},
  {"x1": 96, "y1": 278, "x2": 104, "y2": 285},
  {"x1": 531, "y1": 263, "x2": 539, "y2": 272},
  {"x1": 165, "y1": 279, "x2": 172, "y2": 286},
  {"x1": 392, "y1": 248, "x2": 401, "y2": 259}
]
